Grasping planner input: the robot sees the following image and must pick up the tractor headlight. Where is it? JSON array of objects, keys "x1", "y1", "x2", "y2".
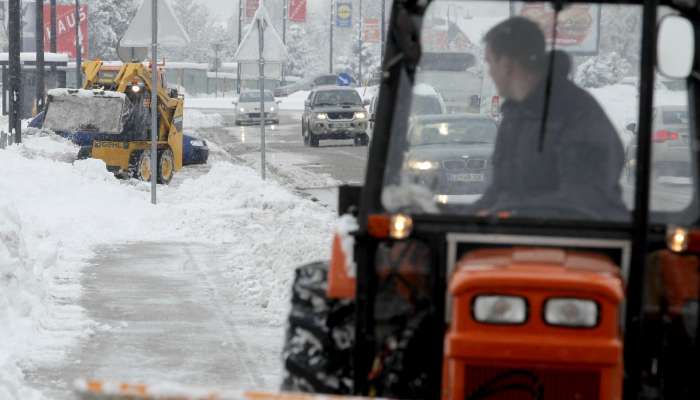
[
  {"x1": 316, "y1": 113, "x2": 328, "y2": 120},
  {"x1": 354, "y1": 111, "x2": 367, "y2": 120},
  {"x1": 407, "y1": 160, "x2": 439, "y2": 171},
  {"x1": 473, "y1": 295, "x2": 527, "y2": 324},
  {"x1": 544, "y1": 298, "x2": 598, "y2": 328},
  {"x1": 130, "y1": 85, "x2": 141, "y2": 94}
]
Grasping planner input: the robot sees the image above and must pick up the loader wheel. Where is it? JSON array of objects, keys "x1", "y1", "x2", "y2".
[
  {"x1": 281, "y1": 262, "x2": 354, "y2": 395},
  {"x1": 132, "y1": 151, "x2": 152, "y2": 182},
  {"x1": 158, "y1": 148, "x2": 174, "y2": 184}
]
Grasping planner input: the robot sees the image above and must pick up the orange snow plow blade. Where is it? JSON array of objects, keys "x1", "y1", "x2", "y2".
[{"x1": 75, "y1": 379, "x2": 382, "y2": 400}]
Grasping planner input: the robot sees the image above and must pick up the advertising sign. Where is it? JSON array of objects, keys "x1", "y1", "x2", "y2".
[
  {"x1": 336, "y1": 1, "x2": 352, "y2": 28},
  {"x1": 363, "y1": 18, "x2": 380, "y2": 43},
  {"x1": 246, "y1": 0, "x2": 259, "y2": 19},
  {"x1": 288, "y1": 0, "x2": 306, "y2": 23},
  {"x1": 511, "y1": 2, "x2": 601, "y2": 55},
  {"x1": 42, "y1": 4, "x2": 88, "y2": 60}
]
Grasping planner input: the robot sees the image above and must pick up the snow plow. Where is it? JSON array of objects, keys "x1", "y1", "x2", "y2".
[{"x1": 41, "y1": 60, "x2": 184, "y2": 184}]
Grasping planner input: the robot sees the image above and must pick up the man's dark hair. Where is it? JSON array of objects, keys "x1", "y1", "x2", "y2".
[{"x1": 484, "y1": 17, "x2": 546, "y2": 73}]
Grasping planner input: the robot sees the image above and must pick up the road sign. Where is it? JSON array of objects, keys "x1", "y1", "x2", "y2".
[
  {"x1": 337, "y1": 72, "x2": 352, "y2": 86},
  {"x1": 246, "y1": 0, "x2": 259, "y2": 19},
  {"x1": 288, "y1": 0, "x2": 306, "y2": 23},
  {"x1": 336, "y1": 1, "x2": 352, "y2": 28},
  {"x1": 120, "y1": 0, "x2": 189, "y2": 47}
]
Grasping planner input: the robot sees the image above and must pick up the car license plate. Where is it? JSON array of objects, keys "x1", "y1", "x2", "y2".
[
  {"x1": 448, "y1": 173, "x2": 485, "y2": 182},
  {"x1": 332, "y1": 122, "x2": 350, "y2": 128}
]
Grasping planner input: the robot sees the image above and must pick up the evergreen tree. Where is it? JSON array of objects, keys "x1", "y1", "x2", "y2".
[{"x1": 87, "y1": 0, "x2": 138, "y2": 60}]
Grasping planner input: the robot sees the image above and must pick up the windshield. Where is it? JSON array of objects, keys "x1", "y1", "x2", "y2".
[
  {"x1": 410, "y1": 118, "x2": 497, "y2": 146},
  {"x1": 382, "y1": 1, "x2": 695, "y2": 223},
  {"x1": 314, "y1": 90, "x2": 362, "y2": 106},
  {"x1": 412, "y1": 95, "x2": 444, "y2": 115},
  {"x1": 239, "y1": 92, "x2": 275, "y2": 102},
  {"x1": 43, "y1": 94, "x2": 125, "y2": 134}
]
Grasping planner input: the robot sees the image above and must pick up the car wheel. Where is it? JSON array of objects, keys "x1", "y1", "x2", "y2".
[
  {"x1": 302, "y1": 123, "x2": 309, "y2": 146},
  {"x1": 309, "y1": 133, "x2": 320, "y2": 148},
  {"x1": 157, "y1": 148, "x2": 175, "y2": 185},
  {"x1": 360, "y1": 134, "x2": 369, "y2": 146}
]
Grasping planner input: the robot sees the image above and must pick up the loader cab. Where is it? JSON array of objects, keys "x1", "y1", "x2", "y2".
[{"x1": 332, "y1": 0, "x2": 699, "y2": 399}]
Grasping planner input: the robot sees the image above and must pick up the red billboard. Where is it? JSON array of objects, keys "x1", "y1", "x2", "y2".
[
  {"x1": 363, "y1": 18, "x2": 380, "y2": 43},
  {"x1": 246, "y1": 0, "x2": 259, "y2": 18},
  {"x1": 42, "y1": 4, "x2": 88, "y2": 60},
  {"x1": 288, "y1": 0, "x2": 306, "y2": 23}
]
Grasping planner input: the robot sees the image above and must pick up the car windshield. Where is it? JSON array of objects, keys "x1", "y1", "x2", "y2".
[
  {"x1": 410, "y1": 118, "x2": 497, "y2": 146},
  {"x1": 381, "y1": 1, "x2": 697, "y2": 224},
  {"x1": 43, "y1": 92, "x2": 125, "y2": 134},
  {"x1": 412, "y1": 95, "x2": 444, "y2": 115},
  {"x1": 314, "y1": 90, "x2": 362, "y2": 106},
  {"x1": 240, "y1": 92, "x2": 274, "y2": 102}
]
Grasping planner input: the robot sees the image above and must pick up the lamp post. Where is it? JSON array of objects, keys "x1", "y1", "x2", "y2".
[
  {"x1": 8, "y1": 0, "x2": 21, "y2": 144},
  {"x1": 36, "y1": 0, "x2": 45, "y2": 112},
  {"x1": 75, "y1": 0, "x2": 82, "y2": 88},
  {"x1": 50, "y1": 0, "x2": 57, "y2": 87}
]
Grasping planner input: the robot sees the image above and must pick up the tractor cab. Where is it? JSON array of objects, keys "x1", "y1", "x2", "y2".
[{"x1": 281, "y1": 0, "x2": 700, "y2": 399}]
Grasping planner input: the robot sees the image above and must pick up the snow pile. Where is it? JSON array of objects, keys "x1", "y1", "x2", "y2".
[
  {"x1": 576, "y1": 52, "x2": 631, "y2": 88},
  {"x1": 184, "y1": 109, "x2": 225, "y2": 129},
  {"x1": 0, "y1": 133, "x2": 335, "y2": 396}
]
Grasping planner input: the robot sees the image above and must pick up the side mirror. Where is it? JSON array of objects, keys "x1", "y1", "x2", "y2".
[
  {"x1": 657, "y1": 15, "x2": 695, "y2": 79},
  {"x1": 626, "y1": 123, "x2": 637, "y2": 134}
]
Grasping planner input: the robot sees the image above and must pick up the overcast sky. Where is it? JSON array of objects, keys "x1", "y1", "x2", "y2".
[{"x1": 203, "y1": 0, "x2": 236, "y2": 23}]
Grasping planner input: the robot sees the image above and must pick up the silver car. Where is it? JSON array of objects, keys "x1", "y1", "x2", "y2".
[
  {"x1": 233, "y1": 90, "x2": 279, "y2": 125},
  {"x1": 625, "y1": 105, "x2": 690, "y2": 181},
  {"x1": 301, "y1": 86, "x2": 370, "y2": 147}
]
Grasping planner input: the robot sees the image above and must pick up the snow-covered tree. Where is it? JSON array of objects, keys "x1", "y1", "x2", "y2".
[
  {"x1": 575, "y1": 52, "x2": 631, "y2": 88},
  {"x1": 87, "y1": 0, "x2": 138, "y2": 60}
]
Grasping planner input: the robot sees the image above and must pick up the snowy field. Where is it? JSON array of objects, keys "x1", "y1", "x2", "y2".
[{"x1": 0, "y1": 113, "x2": 335, "y2": 398}]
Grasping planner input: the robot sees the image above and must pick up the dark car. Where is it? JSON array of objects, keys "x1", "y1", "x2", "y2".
[
  {"x1": 401, "y1": 114, "x2": 498, "y2": 203},
  {"x1": 30, "y1": 111, "x2": 208, "y2": 165},
  {"x1": 301, "y1": 86, "x2": 370, "y2": 147}
]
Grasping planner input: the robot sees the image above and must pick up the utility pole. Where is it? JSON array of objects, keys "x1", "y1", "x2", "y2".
[
  {"x1": 150, "y1": 0, "x2": 159, "y2": 204},
  {"x1": 74, "y1": 0, "x2": 82, "y2": 88},
  {"x1": 257, "y1": 16, "x2": 266, "y2": 180},
  {"x1": 329, "y1": 0, "x2": 334, "y2": 74},
  {"x1": 281, "y1": 0, "x2": 287, "y2": 84},
  {"x1": 8, "y1": 0, "x2": 21, "y2": 144},
  {"x1": 50, "y1": 0, "x2": 57, "y2": 87},
  {"x1": 380, "y1": 0, "x2": 386, "y2": 59},
  {"x1": 36, "y1": 0, "x2": 45, "y2": 113},
  {"x1": 237, "y1": 0, "x2": 244, "y2": 94},
  {"x1": 357, "y1": 0, "x2": 362, "y2": 83}
]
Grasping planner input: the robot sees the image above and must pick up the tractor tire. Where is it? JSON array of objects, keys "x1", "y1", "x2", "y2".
[
  {"x1": 130, "y1": 150, "x2": 152, "y2": 182},
  {"x1": 309, "y1": 133, "x2": 320, "y2": 148},
  {"x1": 281, "y1": 262, "x2": 355, "y2": 395},
  {"x1": 157, "y1": 148, "x2": 175, "y2": 185}
]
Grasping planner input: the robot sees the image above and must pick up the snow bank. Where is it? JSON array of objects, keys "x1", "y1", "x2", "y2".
[
  {"x1": 185, "y1": 97, "x2": 237, "y2": 110},
  {"x1": 0, "y1": 135, "x2": 334, "y2": 397},
  {"x1": 184, "y1": 109, "x2": 225, "y2": 129}
]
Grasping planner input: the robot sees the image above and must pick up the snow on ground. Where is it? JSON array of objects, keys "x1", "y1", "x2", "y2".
[
  {"x1": 184, "y1": 109, "x2": 225, "y2": 130},
  {"x1": 0, "y1": 112, "x2": 335, "y2": 398}
]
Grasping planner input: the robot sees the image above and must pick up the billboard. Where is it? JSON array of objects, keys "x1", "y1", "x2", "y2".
[
  {"x1": 246, "y1": 0, "x2": 259, "y2": 19},
  {"x1": 288, "y1": 0, "x2": 306, "y2": 23},
  {"x1": 511, "y1": 2, "x2": 601, "y2": 55},
  {"x1": 42, "y1": 4, "x2": 88, "y2": 60},
  {"x1": 336, "y1": 1, "x2": 352, "y2": 28},
  {"x1": 363, "y1": 18, "x2": 380, "y2": 43}
]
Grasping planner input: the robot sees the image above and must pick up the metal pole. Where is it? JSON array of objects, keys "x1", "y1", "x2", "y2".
[
  {"x1": 281, "y1": 0, "x2": 287, "y2": 84},
  {"x1": 358, "y1": 0, "x2": 362, "y2": 83},
  {"x1": 257, "y1": 18, "x2": 266, "y2": 180},
  {"x1": 329, "y1": 0, "x2": 333, "y2": 74},
  {"x1": 36, "y1": 0, "x2": 45, "y2": 113},
  {"x1": 74, "y1": 0, "x2": 81, "y2": 88},
  {"x1": 8, "y1": 0, "x2": 21, "y2": 144},
  {"x1": 151, "y1": 0, "x2": 158, "y2": 204},
  {"x1": 237, "y1": 0, "x2": 243, "y2": 94},
  {"x1": 380, "y1": 0, "x2": 385, "y2": 59},
  {"x1": 50, "y1": 0, "x2": 57, "y2": 88}
]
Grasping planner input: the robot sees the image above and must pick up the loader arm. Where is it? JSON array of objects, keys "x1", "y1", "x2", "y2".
[{"x1": 82, "y1": 60, "x2": 104, "y2": 90}]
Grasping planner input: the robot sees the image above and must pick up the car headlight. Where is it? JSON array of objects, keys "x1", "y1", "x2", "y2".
[
  {"x1": 544, "y1": 298, "x2": 598, "y2": 328},
  {"x1": 270, "y1": 106, "x2": 276, "y2": 112},
  {"x1": 473, "y1": 295, "x2": 527, "y2": 324},
  {"x1": 190, "y1": 140, "x2": 205, "y2": 147},
  {"x1": 354, "y1": 112, "x2": 367, "y2": 119},
  {"x1": 407, "y1": 160, "x2": 439, "y2": 171},
  {"x1": 239, "y1": 107, "x2": 245, "y2": 113},
  {"x1": 316, "y1": 113, "x2": 328, "y2": 120}
]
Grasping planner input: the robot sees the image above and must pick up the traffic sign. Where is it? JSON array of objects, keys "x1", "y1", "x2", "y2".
[
  {"x1": 337, "y1": 73, "x2": 352, "y2": 86},
  {"x1": 336, "y1": 1, "x2": 352, "y2": 28}
]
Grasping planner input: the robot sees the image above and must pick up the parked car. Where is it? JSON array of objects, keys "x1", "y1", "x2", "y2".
[
  {"x1": 233, "y1": 90, "x2": 280, "y2": 125},
  {"x1": 402, "y1": 113, "x2": 498, "y2": 202},
  {"x1": 624, "y1": 105, "x2": 690, "y2": 182},
  {"x1": 301, "y1": 86, "x2": 370, "y2": 147}
]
